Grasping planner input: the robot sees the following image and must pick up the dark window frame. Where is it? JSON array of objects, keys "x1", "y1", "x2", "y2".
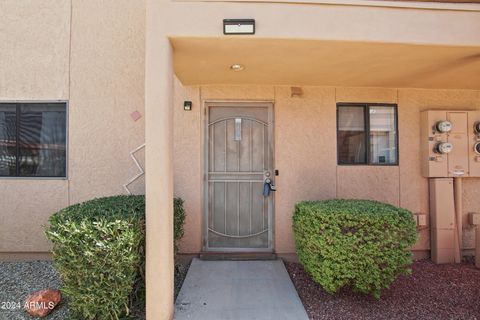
[
  {"x1": 336, "y1": 103, "x2": 399, "y2": 166},
  {"x1": 0, "y1": 101, "x2": 68, "y2": 179}
]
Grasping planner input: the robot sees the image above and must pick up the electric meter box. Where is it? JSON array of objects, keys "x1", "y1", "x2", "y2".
[
  {"x1": 468, "y1": 112, "x2": 480, "y2": 177},
  {"x1": 429, "y1": 178, "x2": 456, "y2": 264},
  {"x1": 421, "y1": 110, "x2": 480, "y2": 178}
]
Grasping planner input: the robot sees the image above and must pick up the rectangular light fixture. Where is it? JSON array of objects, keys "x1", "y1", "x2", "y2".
[
  {"x1": 223, "y1": 19, "x2": 255, "y2": 35},
  {"x1": 184, "y1": 101, "x2": 192, "y2": 111}
]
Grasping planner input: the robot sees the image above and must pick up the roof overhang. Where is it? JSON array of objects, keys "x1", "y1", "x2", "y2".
[{"x1": 171, "y1": 37, "x2": 480, "y2": 90}]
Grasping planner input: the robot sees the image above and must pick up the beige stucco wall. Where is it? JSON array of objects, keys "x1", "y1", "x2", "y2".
[
  {"x1": 0, "y1": 0, "x2": 71, "y2": 253},
  {"x1": 0, "y1": 0, "x2": 71, "y2": 100},
  {"x1": 174, "y1": 83, "x2": 480, "y2": 255},
  {"x1": 68, "y1": 0, "x2": 146, "y2": 204},
  {"x1": 163, "y1": 1, "x2": 480, "y2": 47},
  {"x1": 397, "y1": 89, "x2": 480, "y2": 251},
  {"x1": 0, "y1": 0, "x2": 145, "y2": 253},
  {"x1": 1, "y1": 0, "x2": 480, "y2": 258}
]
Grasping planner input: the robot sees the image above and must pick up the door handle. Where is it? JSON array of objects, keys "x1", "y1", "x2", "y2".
[{"x1": 263, "y1": 178, "x2": 276, "y2": 197}]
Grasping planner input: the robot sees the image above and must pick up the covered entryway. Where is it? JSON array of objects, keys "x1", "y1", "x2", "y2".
[
  {"x1": 145, "y1": 2, "x2": 480, "y2": 318},
  {"x1": 205, "y1": 102, "x2": 275, "y2": 251}
]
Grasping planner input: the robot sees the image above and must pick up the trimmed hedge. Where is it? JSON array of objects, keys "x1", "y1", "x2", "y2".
[
  {"x1": 45, "y1": 195, "x2": 186, "y2": 320},
  {"x1": 293, "y1": 199, "x2": 417, "y2": 298},
  {"x1": 174, "y1": 197, "x2": 186, "y2": 254}
]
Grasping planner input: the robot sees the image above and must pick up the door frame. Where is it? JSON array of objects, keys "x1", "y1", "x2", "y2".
[{"x1": 203, "y1": 100, "x2": 275, "y2": 252}]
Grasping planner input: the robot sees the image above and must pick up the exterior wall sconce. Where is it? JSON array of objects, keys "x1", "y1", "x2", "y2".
[
  {"x1": 291, "y1": 87, "x2": 303, "y2": 98},
  {"x1": 223, "y1": 19, "x2": 255, "y2": 35},
  {"x1": 184, "y1": 101, "x2": 192, "y2": 111}
]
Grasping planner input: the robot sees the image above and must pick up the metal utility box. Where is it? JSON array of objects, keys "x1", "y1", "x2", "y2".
[
  {"x1": 421, "y1": 110, "x2": 480, "y2": 178},
  {"x1": 429, "y1": 178, "x2": 456, "y2": 264},
  {"x1": 468, "y1": 112, "x2": 480, "y2": 177},
  {"x1": 447, "y1": 112, "x2": 469, "y2": 176},
  {"x1": 421, "y1": 111, "x2": 449, "y2": 177},
  {"x1": 470, "y1": 212, "x2": 480, "y2": 226}
]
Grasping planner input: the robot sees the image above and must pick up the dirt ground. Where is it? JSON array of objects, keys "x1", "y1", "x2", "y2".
[{"x1": 285, "y1": 259, "x2": 480, "y2": 320}]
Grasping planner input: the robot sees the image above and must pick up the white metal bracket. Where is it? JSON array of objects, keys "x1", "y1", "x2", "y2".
[{"x1": 123, "y1": 143, "x2": 145, "y2": 195}]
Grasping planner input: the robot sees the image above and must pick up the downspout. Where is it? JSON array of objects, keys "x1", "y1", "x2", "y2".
[{"x1": 453, "y1": 177, "x2": 463, "y2": 263}]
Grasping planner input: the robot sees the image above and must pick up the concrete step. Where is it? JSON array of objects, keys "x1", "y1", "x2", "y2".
[{"x1": 199, "y1": 252, "x2": 277, "y2": 261}]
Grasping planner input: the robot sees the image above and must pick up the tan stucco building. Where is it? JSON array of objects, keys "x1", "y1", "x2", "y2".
[{"x1": 1, "y1": 0, "x2": 480, "y2": 318}]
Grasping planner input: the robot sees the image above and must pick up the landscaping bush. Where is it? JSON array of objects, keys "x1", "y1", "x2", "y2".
[
  {"x1": 293, "y1": 199, "x2": 417, "y2": 298},
  {"x1": 174, "y1": 197, "x2": 186, "y2": 254},
  {"x1": 45, "y1": 195, "x2": 186, "y2": 320}
]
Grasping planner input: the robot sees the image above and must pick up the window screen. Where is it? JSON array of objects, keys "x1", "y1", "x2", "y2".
[
  {"x1": 0, "y1": 103, "x2": 67, "y2": 177},
  {"x1": 337, "y1": 104, "x2": 398, "y2": 165}
]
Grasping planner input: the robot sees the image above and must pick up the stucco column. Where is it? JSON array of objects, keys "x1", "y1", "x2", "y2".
[{"x1": 145, "y1": 1, "x2": 174, "y2": 319}]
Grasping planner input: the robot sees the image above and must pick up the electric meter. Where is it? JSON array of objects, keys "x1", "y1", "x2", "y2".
[
  {"x1": 474, "y1": 122, "x2": 480, "y2": 134},
  {"x1": 474, "y1": 142, "x2": 480, "y2": 155},
  {"x1": 434, "y1": 142, "x2": 453, "y2": 154},
  {"x1": 435, "y1": 120, "x2": 452, "y2": 133}
]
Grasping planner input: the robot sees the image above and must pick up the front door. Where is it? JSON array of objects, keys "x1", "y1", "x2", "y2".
[{"x1": 205, "y1": 102, "x2": 274, "y2": 251}]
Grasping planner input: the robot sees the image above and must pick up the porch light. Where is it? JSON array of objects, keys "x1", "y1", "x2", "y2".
[
  {"x1": 230, "y1": 64, "x2": 245, "y2": 72},
  {"x1": 291, "y1": 87, "x2": 303, "y2": 97},
  {"x1": 223, "y1": 19, "x2": 255, "y2": 35},
  {"x1": 184, "y1": 101, "x2": 192, "y2": 111}
]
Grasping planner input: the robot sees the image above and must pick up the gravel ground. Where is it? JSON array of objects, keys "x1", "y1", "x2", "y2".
[
  {"x1": 0, "y1": 260, "x2": 191, "y2": 320},
  {"x1": 0, "y1": 261, "x2": 67, "y2": 320},
  {"x1": 285, "y1": 260, "x2": 480, "y2": 320},
  {"x1": 175, "y1": 261, "x2": 190, "y2": 300}
]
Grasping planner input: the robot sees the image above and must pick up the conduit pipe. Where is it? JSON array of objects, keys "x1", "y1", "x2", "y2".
[
  {"x1": 453, "y1": 177, "x2": 463, "y2": 263},
  {"x1": 470, "y1": 212, "x2": 480, "y2": 269}
]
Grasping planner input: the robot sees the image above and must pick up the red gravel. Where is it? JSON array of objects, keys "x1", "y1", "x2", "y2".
[{"x1": 285, "y1": 260, "x2": 480, "y2": 320}]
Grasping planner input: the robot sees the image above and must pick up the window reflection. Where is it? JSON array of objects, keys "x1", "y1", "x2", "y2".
[
  {"x1": 338, "y1": 107, "x2": 366, "y2": 164},
  {"x1": 337, "y1": 104, "x2": 398, "y2": 165},
  {"x1": 0, "y1": 105, "x2": 17, "y2": 176},
  {"x1": 0, "y1": 103, "x2": 66, "y2": 177},
  {"x1": 369, "y1": 107, "x2": 397, "y2": 164}
]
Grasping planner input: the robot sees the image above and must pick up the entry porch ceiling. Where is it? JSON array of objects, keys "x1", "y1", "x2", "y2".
[{"x1": 171, "y1": 37, "x2": 480, "y2": 90}]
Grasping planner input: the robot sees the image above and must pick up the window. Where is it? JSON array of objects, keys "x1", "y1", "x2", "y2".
[
  {"x1": 0, "y1": 102, "x2": 67, "y2": 177},
  {"x1": 337, "y1": 104, "x2": 398, "y2": 165}
]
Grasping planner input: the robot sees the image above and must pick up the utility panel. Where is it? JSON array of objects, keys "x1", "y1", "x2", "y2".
[
  {"x1": 421, "y1": 110, "x2": 480, "y2": 178},
  {"x1": 468, "y1": 113, "x2": 480, "y2": 177},
  {"x1": 429, "y1": 178, "x2": 456, "y2": 264}
]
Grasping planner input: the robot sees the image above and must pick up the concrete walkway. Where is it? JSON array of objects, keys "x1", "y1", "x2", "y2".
[{"x1": 174, "y1": 258, "x2": 309, "y2": 320}]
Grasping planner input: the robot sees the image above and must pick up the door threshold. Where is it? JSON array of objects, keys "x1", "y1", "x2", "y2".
[{"x1": 199, "y1": 252, "x2": 277, "y2": 261}]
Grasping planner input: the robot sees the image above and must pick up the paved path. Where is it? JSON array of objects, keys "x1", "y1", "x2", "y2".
[{"x1": 174, "y1": 258, "x2": 309, "y2": 320}]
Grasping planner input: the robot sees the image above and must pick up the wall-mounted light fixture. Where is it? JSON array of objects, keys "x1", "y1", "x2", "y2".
[
  {"x1": 291, "y1": 87, "x2": 303, "y2": 98},
  {"x1": 223, "y1": 19, "x2": 255, "y2": 35},
  {"x1": 184, "y1": 101, "x2": 192, "y2": 111}
]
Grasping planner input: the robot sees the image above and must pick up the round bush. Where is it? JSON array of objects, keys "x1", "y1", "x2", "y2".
[
  {"x1": 45, "y1": 195, "x2": 186, "y2": 319},
  {"x1": 293, "y1": 199, "x2": 417, "y2": 298}
]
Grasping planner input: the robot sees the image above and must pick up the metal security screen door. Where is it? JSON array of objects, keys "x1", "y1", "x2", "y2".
[{"x1": 205, "y1": 102, "x2": 274, "y2": 251}]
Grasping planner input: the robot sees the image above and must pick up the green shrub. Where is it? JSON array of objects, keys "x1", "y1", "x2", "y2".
[
  {"x1": 293, "y1": 199, "x2": 417, "y2": 298},
  {"x1": 45, "y1": 195, "x2": 186, "y2": 320},
  {"x1": 174, "y1": 198, "x2": 186, "y2": 254}
]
